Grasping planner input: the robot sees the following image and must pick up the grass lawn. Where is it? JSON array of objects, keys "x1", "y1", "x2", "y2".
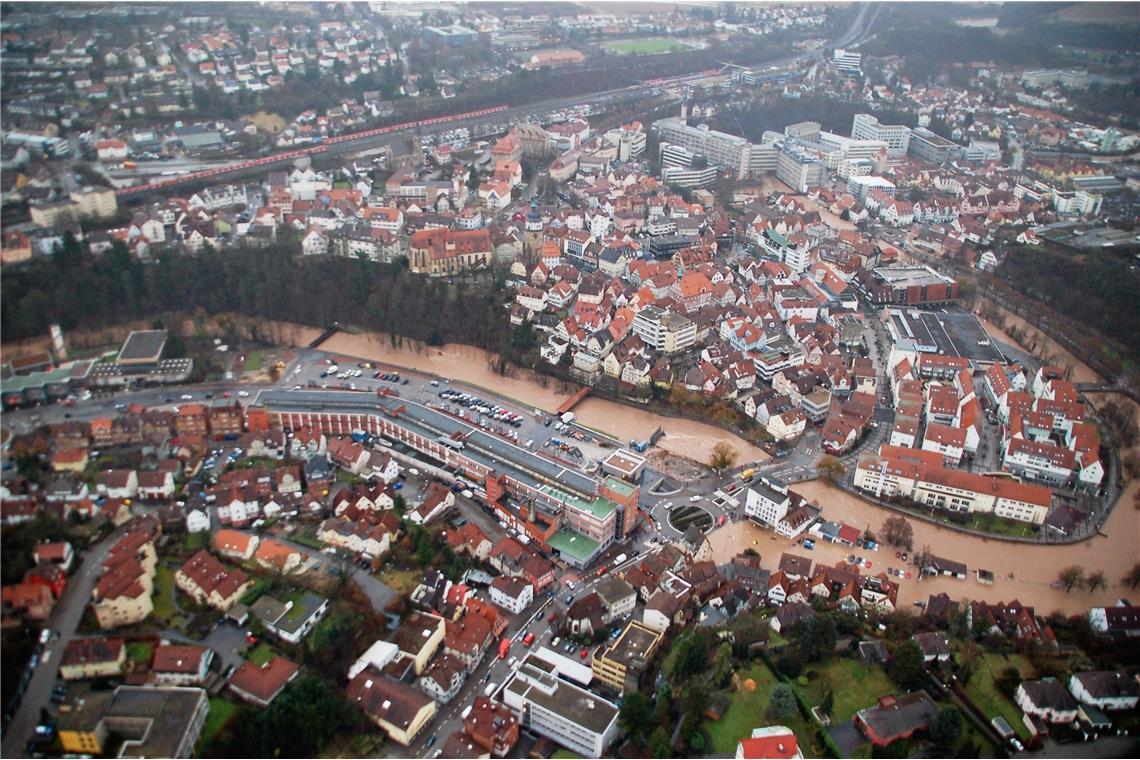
[
  {"x1": 247, "y1": 642, "x2": 276, "y2": 666},
  {"x1": 152, "y1": 565, "x2": 177, "y2": 623},
  {"x1": 126, "y1": 640, "x2": 154, "y2": 665},
  {"x1": 798, "y1": 658, "x2": 896, "y2": 722},
  {"x1": 291, "y1": 525, "x2": 324, "y2": 551},
  {"x1": 197, "y1": 698, "x2": 239, "y2": 754},
  {"x1": 966, "y1": 512, "x2": 1038, "y2": 538},
  {"x1": 376, "y1": 567, "x2": 422, "y2": 595},
  {"x1": 704, "y1": 662, "x2": 816, "y2": 757},
  {"x1": 962, "y1": 653, "x2": 1034, "y2": 741},
  {"x1": 551, "y1": 751, "x2": 583, "y2": 760},
  {"x1": 603, "y1": 37, "x2": 690, "y2": 54},
  {"x1": 243, "y1": 350, "x2": 265, "y2": 372},
  {"x1": 184, "y1": 531, "x2": 207, "y2": 552}
]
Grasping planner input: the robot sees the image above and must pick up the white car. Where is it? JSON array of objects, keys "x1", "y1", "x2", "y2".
[
  {"x1": 237, "y1": 390, "x2": 250, "y2": 398},
  {"x1": 688, "y1": 495, "x2": 702, "y2": 503},
  {"x1": 180, "y1": 394, "x2": 193, "y2": 400}
]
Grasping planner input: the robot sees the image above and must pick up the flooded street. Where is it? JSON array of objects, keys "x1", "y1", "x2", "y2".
[
  {"x1": 290, "y1": 325, "x2": 769, "y2": 465},
  {"x1": 709, "y1": 479, "x2": 1140, "y2": 616}
]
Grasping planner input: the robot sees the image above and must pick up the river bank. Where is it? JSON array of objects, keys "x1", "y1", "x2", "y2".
[{"x1": 285, "y1": 324, "x2": 770, "y2": 466}]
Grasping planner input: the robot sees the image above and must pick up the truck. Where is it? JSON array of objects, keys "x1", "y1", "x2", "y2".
[
  {"x1": 350, "y1": 429, "x2": 368, "y2": 443},
  {"x1": 612, "y1": 553, "x2": 628, "y2": 566},
  {"x1": 740, "y1": 468, "x2": 756, "y2": 481},
  {"x1": 498, "y1": 637, "x2": 511, "y2": 659},
  {"x1": 629, "y1": 440, "x2": 649, "y2": 453},
  {"x1": 560, "y1": 412, "x2": 575, "y2": 424},
  {"x1": 483, "y1": 682, "x2": 498, "y2": 697}
]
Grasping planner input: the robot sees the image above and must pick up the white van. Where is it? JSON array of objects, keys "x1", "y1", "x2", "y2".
[{"x1": 483, "y1": 682, "x2": 498, "y2": 697}]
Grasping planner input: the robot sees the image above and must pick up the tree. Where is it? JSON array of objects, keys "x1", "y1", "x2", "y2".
[
  {"x1": 767, "y1": 683, "x2": 798, "y2": 722},
  {"x1": 930, "y1": 707, "x2": 964, "y2": 747},
  {"x1": 881, "y1": 515, "x2": 914, "y2": 550},
  {"x1": 886, "y1": 640, "x2": 926, "y2": 691},
  {"x1": 708, "y1": 442, "x2": 738, "y2": 473},
  {"x1": 1123, "y1": 562, "x2": 1140, "y2": 590},
  {"x1": 713, "y1": 642, "x2": 734, "y2": 687},
  {"x1": 466, "y1": 163, "x2": 480, "y2": 192},
  {"x1": 619, "y1": 692, "x2": 654, "y2": 748},
  {"x1": 817, "y1": 455, "x2": 846, "y2": 483},
  {"x1": 1086, "y1": 569, "x2": 1107, "y2": 593},
  {"x1": 995, "y1": 665, "x2": 1022, "y2": 697},
  {"x1": 648, "y1": 725, "x2": 673, "y2": 758},
  {"x1": 797, "y1": 615, "x2": 838, "y2": 663},
  {"x1": 1058, "y1": 565, "x2": 1085, "y2": 592}
]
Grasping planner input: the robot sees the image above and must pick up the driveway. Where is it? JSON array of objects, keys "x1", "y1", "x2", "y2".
[{"x1": 829, "y1": 720, "x2": 865, "y2": 757}]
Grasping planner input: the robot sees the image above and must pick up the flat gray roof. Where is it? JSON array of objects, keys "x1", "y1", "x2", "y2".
[
  {"x1": 888, "y1": 309, "x2": 1005, "y2": 364},
  {"x1": 117, "y1": 330, "x2": 167, "y2": 363},
  {"x1": 506, "y1": 664, "x2": 618, "y2": 734}
]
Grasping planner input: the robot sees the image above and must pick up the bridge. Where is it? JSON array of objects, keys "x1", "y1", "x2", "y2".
[
  {"x1": 556, "y1": 386, "x2": 591, "y2": 416},
  {"x1": 308, "y1": 322, "x2": 342, "y2": 349}
]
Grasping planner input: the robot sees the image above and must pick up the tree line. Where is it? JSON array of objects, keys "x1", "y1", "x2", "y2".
[{"x1": 0, "y1": 237, "x2": 513, "y2": 360}]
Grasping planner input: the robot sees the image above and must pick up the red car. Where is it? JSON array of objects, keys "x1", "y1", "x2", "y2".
[
  {"x1": 245, "y1": 632, "x2": 258, "y2": 645},
  {"x1": 579, "y1": 648, "x2": 589, "y2": 660},
  {"x1": 522, "y1": 632, "x2": 535, "y2": 647}
]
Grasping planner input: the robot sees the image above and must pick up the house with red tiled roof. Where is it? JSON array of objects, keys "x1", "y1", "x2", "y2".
[
  {"x1": 176, "y1": 550, "x2": 251, "y2": 611},
  {"x1": 229, "y1": 655, "x2": 300, "y2": 707}
]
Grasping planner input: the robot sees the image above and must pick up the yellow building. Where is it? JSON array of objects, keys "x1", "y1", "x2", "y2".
[
  {"x1": 591, "y1": 621, "x2": 663, "y2": 695},
  {"x1": 70, "y1": 186, "x2": 119, "y2": 219}
]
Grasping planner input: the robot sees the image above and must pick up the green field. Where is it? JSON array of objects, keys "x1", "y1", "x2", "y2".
[
  {"x1": 962, "y1": 653, "x2": 1035, "y2": 741},
  {"x1": 603, "y1": 37, "x2": 691, "y2": 55},
  {"x1": 152, "y1": 565, "x2": 177, "y2": 623},
  {"x1": 243, "y1": 350, "x2": 265, "y2": 372},
  {"x1": 705, "y1": 662, "x2": 816, "y2": 756},
  {"x1": 797, "y1": 658, "x2": 896, "y2": 723}
]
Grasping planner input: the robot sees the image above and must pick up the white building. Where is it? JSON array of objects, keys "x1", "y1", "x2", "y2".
[
  {"x1": 502, "y1": 655, "x2": 620, "y2": 758},
  {"x1": 489, "y1": 576, "x2": 534, "y2": 614},
  {"x1": 851, "y1": 114, "x2": 911, "y2": 158},
  {"x1": 744, "y1": 477, "x2": 791, "y2": 527}
]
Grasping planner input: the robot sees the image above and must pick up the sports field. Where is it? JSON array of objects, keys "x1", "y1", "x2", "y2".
[{"x1": 602, "y1": 37, "x2": 691, "y2": 54}]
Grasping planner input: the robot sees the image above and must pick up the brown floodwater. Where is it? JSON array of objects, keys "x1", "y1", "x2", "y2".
[
  {"x1": 286, "y1": 324, "x2": 770, "y2": 465},
  {"x1": 709, "y1": 479, "x2": 1140, "y2": 616}
]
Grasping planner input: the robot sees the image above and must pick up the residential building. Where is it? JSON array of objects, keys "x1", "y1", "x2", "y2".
[
  {"x1": 854, "y1": 692, "x2": 938, "y2": 746},
  {"x1": 418, "y1": 653, "x2": 467, "y2": 704},
  {"x1": 736, "y1": 726, "x2": 803, "y2": 760},
  {"x1": 1068, "y1": 672, "x2": 1139, "y2": 712},
  {"x1": 347, "y1": 668, "x2": 438, "y2": 746},
  {"x1": 152, "y1": 644, "x2": 214, "y2": 687},
  {"x1": 175, "y1": 550, "x2": 252, "y2": 611},
  {"x1": 60, "y1": 637, "x2": 126, "y2": 681},
  {"x1": 489, "y1": 576, "x2": 533, "y2": 615},
  {"x1": 465, "y1": 696, "x2": 520, "y2": 757},
  {"x1": 851, "y1": 114, "x2": 910, "y2": 158},
  {"x1": 591, "y1": 621, "x2": 663, "y2": 695},
  {"x1": 250, "y1": 591, "x2": 329, "y2": 644},
  {"x1": 228, "y1": 656, "x2": 301, "y2": 707},
  {"x1": 1016, "y1": 678, "x2": 1079, "y2": 724}
]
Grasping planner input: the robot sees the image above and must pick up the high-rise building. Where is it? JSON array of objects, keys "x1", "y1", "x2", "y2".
[{"x1": 851, "y1": 114, "x2": 911, "y2": 158}]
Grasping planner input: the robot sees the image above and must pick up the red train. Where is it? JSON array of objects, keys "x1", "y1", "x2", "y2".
[{"x1": 114, "y1": 104, "x2": 509, "y2": 198}]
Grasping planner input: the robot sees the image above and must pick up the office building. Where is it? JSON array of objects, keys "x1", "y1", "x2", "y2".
[
  {"x1": 851, "y1": 114, "x2": 911, "y2": 158},
  {"x1": 652, "y1": 117, "x2": 750, "y2": 178},
  {"x1": 907, "y1": 127, "x2": 959, "y2": 164},
  {"x1": 57, "y1": 686, "x2": 208, "y2": 758},
  {"x1": 776, "y1": 144, "x2": 827, "y2": 193},
  {"x1": 846, "y1": 175, "x2": 896, "y2": 201},
  {"x1": 832, "y1": 48, "x2": 862, "y2": 75},
  {"x1": 502, "y1": 655, "x2": 620, "y2": 758}
]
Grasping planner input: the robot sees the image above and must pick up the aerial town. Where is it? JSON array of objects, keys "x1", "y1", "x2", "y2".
[{"x1": 1, "y1": 2, "x2": 1139, "y2": 759}]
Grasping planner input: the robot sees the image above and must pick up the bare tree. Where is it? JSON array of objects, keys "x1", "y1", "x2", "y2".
[
  {"x1": 709, "y1": 442, "x2": 738, "y2": 474},
  {"x1": 1058, "y1": 565, "x2": 1085, "y2": 592},
  {"x1": 1086, "y1": 570, "x2": 1107, "y2": 593},
  {"x1": 881, "y1": 515, "x2": 914, "y2": 550}
]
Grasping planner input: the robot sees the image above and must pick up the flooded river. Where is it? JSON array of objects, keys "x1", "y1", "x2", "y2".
[
  {"x1": 286, "y1": 324, "x2": 770, "y2": 465},
  {"x1": 709, "y1": 479, "x2": 1140, "y2": 616}
]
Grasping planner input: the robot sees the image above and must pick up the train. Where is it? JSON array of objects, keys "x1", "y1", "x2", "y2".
[{"x1": 113, "y1": 104, "x2": 510, "y2": 198}]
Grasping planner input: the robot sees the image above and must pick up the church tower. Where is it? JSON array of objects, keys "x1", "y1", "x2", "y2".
[{"x1": 523, "y1": 197, "x2": 544, "y2": 260}]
